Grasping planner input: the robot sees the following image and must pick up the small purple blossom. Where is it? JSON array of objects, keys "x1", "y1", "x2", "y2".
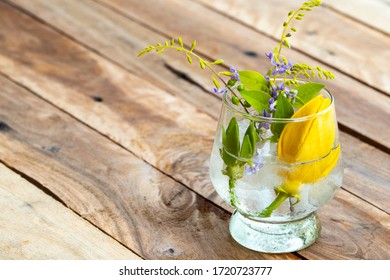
[
  {"x1": 258, "y1": 109, "x2": 271, "y2": 129},
  {"x1": 262, "y1": 109, "x2": 271, "y2": 118},
  {"x1": 271, "y1": 60, "x2": 293, "y2": 75},
  {"x1": 265, "y1": 52, "x2": 273, "y2": 60},
  {"x1": 244, "y1": 155, "x2": 263, "y2": 175},
  {"x1": 229, "y1": 66, "x2": 240, "y2": 82},
  {"x1": 269, "y1": 97, "x2": 276, "y2": 112},
  {"x1": 211, "y1": 88, "x2": 228, "y2": 95},
  {"x1": 266, "y1": 52, "x2": 293, "y2": 75}
]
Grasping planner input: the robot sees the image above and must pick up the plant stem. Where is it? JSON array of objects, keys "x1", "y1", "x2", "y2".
[
  {"x1": 228, "y1": 178, "x2": 237, "y2": 207},
  {"x1": 258, "y1": 192, "x2": 289, "y2": 218},
  {"x1": 155, "y1": 45, "x2": 250, "y2": 113},
  {"x1": 276, "y1": 9, "x2": 302, "y2": 57}
]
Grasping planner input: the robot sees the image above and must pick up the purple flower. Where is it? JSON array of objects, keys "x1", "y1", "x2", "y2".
[
  {"x1": 265, "y1": 52, "x2": 273, "y2": 60},
  {"x1": 211, "y1": 88, "x2": 228, "y2": 94},
  {"x1": 269, "y1": 97, "x2": 276, "y2": 112},
  {"x1": 258, "y1": 109, "x2": 271, "y2": 129},
  {"x1": 271, "y1": 60, "x2": 293, "y2": 75},
  {"x1": 278, "y1": 81, "x2": 285, "y2": 91},
  {"x1": 244, "y1": 155, "x2": 263, "y2": 175},
  {"x1": 230, "y1": 66, "x2": 240, "y2": 82},
  {"x1": 266, "y1": 51, "x2": 294, "y2": 75}
]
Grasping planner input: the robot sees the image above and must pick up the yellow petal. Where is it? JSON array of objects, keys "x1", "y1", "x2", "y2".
[
  {"x1": 278, "y1": 95, "x2": 335, "y2": 163},
  {"x1": 279, "y1": 146, "x2": 340, "y2": 196},
  {"x1": 277, "y1": 94, "x2": 339, "y2": 196}
]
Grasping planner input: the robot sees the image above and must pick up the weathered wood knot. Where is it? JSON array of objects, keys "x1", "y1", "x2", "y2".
[
  {"x1": 243, "y1": 50, "x2": 258, "y2": 57},
  {"x1": 0, "y1": 122, "x2": 11, "y2": 132},
  {"x1": 92, "y1": 96, "x2": 104, "y2": 102}
]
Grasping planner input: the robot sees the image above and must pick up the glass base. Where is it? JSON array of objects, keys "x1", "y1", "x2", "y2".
[{"x1": 229, "y1": 211, "x2": 321, "y2": 253}]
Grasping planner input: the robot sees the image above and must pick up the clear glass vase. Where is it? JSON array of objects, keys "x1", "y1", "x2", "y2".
[{"x1": 209, "y1": 86, "x2": 343, "y2": 253}]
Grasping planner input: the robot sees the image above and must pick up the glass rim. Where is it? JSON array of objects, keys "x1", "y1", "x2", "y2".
[{"x1": 222, "y1": 82, "x2": 334, "y2": 123}]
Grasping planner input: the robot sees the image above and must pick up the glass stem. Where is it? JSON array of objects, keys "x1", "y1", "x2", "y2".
[{"x1": 259, "y1": 192, "x2": 289, "y2": 217}]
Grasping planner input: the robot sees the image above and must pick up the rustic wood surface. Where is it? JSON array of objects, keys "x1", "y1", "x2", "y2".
[
  {"x1": 0, "y1": 0, "x2": 389, "y2": 260},
  {"x1": 0, "y1": 164, "x2": 140, "y2": 260}
]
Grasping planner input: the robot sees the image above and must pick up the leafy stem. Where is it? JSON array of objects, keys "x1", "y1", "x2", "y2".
[
  {"x1": 276, "y1": 0, "x2": 322, "y2": 58},
  {"x1": 276, "y1": 9, "x2": 301, "y2": 58},
  {"x1": 138, "y1": 38, "x2": 250, "y2": 113}
]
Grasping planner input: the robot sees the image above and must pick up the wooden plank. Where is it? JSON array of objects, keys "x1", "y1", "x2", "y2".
[
  {"x1": 194, "y1": 0, "x2": 390, "y2": 94},
  {"x1": 6, "y1": 0, "x2": 220, "y2": 118},
  {"x1": 307, "y1": 190, "x2": 390, "y2": 260},
  {"x1": 0, "y1": 164, "x2": 140, "y2": 260},
  {"x1": 0, "y1": 77, "x2": 292, "y2": 260},
  {"x1": 0, "y1": 2, "x2": 389, "y2": 259},
  {"x1": 6, "y1": 0, "x2": 390, "y2": 151},
  {"x1": 341, "y1": 133, "x2": 390, "y2": 214},
  {"x1": 325, "y1": 0, "x2": 390, "y2": 35}
]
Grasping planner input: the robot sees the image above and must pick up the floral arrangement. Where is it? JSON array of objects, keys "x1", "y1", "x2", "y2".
[{"x1": 138, "y1": 0, "x2": 340, "y2": 217}]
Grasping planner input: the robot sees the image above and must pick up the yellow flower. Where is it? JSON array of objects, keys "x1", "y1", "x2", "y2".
[
  {"x1": 278, "y1": 94, "x2": 335, "y2": 164},
  {"x1": 277, "y1": 94, "x2": 340, "y2": 196},
  {"x1": 259, "y1": 94, "x2": 340, "y2": 217}
]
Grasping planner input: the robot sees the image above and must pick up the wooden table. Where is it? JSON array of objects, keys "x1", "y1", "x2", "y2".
[{"x1": 0, "y1": 0, "x2": 389, "y2": 260}]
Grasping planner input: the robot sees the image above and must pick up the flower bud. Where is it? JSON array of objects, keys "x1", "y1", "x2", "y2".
[{"x1": 277, "y1": 94, "x2": 340, "y2": 195}]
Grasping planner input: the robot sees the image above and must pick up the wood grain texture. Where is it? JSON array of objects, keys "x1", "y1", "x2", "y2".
[
  {"x1": 340, "y1": 133, "x2": 390, "y2": 214},
  {"x1": 194, "y1": 0, "x2": 390, "y2": 94},
  {"x1": 308, "y1": 190, "x2": 390, "y2": 260},
  {"x1": 0, "y1": 164, "x2": 140, "y2": 260},
  {"x1": 0, "y1": 2, "x2": 389, "y2": 259},
  {"x1": 0, "y1": 0, "x2": 388, "y2": 213},
  {"x1": 325, "y1": 0, "x2": 390, "y2": 35},
  {"x1": 0, "y1": 76, "x2": 293, "y2": 260},
  {"x1": 92, "y1": 0, "x2": 390, "y2": 149},
  {"x1": 7, "y1": 0, "x2": 220, "y2": 118}
]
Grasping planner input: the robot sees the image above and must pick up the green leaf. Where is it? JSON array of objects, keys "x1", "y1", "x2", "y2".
[
  {"x1": 225, "y1": 117, "x2": 240, "y2": 156},
  {"x1": 245, "y1": 121, "x2": 260, "y2": 149},
  {"x1": 222, "y1": 117, "x2": 240, "y2": 166},
  {"x1": 293, "y1": 95, "x2": 305, "y2": 108},
  {"x1": 238, "y1": 70, "x2": 269, "y2": 92},
  {"x1": 271, "y1": 94, "x2": 294, "y2": 140},
  {"x1": 295, "y1": 82, "x2": 325, "y2": 104},
  {"x1": 240, "y1": 135, "x2": 253, "y2": 159},
  {"x1": 240, "y1": 90, "x2": 271, "y2": 114}
]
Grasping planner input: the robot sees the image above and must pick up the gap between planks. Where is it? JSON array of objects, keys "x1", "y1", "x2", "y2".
[
  {"x1": 0, "y1": 163, "x2": 141, "y2": 260},
  {"x1": 0, "y1": 157, "x2": 144, "y2": 259}
]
